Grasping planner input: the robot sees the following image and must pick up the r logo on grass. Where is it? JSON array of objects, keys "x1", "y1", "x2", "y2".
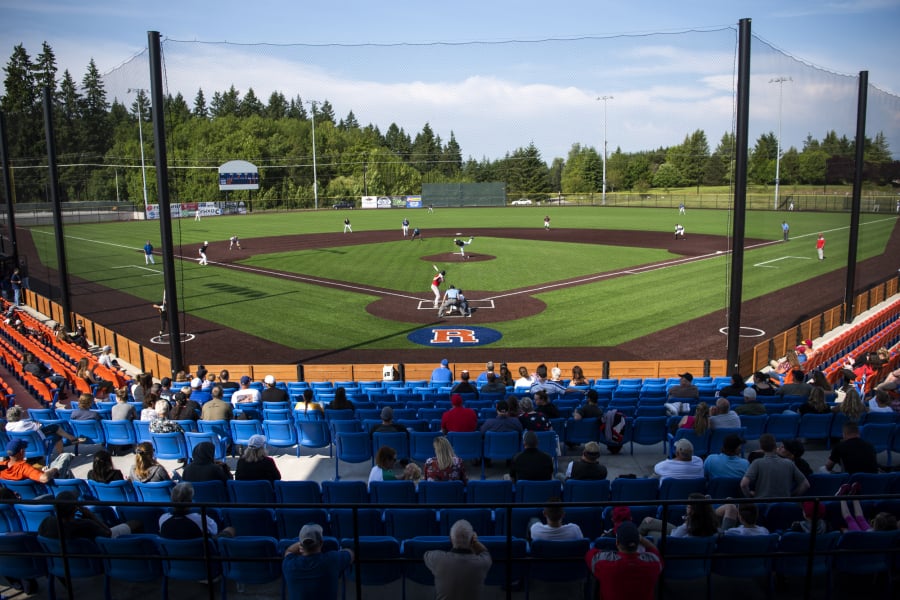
[{"x1": 407, "y1": 326, "x2": 502, "y2": 347}]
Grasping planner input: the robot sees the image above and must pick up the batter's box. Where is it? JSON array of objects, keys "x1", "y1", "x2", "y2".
[{"x1": 417, "y1": 299, "x2": 496, "y2": 315}]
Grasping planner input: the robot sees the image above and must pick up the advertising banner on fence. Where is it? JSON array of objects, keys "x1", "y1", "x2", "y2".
[{"x1": 360, "y1": 195, "x2": 423, "y2": 209}]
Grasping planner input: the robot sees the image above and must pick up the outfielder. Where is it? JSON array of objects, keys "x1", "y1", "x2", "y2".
[
  {"x1": 431, "y1": 266, "x2": 446, "y2": 308},
  {"x1": 343, "y1": 218, "x2": 352, "y2": 233},
  {"x1": 143, "y1": 240, "x2": 155, "y2": 265}
]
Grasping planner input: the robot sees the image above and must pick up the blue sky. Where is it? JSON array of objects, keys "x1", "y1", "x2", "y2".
[{"x1": 2, "y1": 0, "x2": 899, "y2": 160}]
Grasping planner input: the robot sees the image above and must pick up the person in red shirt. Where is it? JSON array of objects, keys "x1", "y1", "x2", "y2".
[
  {"x1": 0, "y1": 440, "x2": 63, "y2": 483},
  {"x1": 441, "y1": 394, "x2": 477, "y2": 434},
  {"x1": 585, "y1": 521, "x2": 663, "y2": 600},
  {"x1": 816, "y1": 233, "x2": 826, "y2": 260}
]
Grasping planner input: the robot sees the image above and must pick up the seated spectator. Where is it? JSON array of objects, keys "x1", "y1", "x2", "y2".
[
  {"x1": 170, "y1": 391, "x2": 200, "y2": 421},
  {"x1": 677, "y1": 402, "x2": 710, "y2": 434},
  {"x1": 235, "y1": 434, "x2": 281, "y2": 483},
  {"x1": 93, "y1": 380, "x2": 115, "y2": 402},
  {"x1": 86, "y1": 449, "x2": 124, "y2": 484},
  {"x1": 574, "y1": 389, "x2": 603, "y2": 420},
  {"x1": 654, "y1": 438, "x2": 704, "y2": 481},
  {"x1": 751, "y1": 371, "x2": 777, "y2": 397},
  {"x1": 424, "y1": 436, "x2": 468, "y2": 483},
  {"x1": 734, "y1": 387, "x2": 767, "y2": 415},
  {"x1": 667, "y1": 372, "x2": 699, "y2": 402},
  {"x1": 4, "y1": 405, "x2": 84, "y2": 456},
  {"x1": 129, "y1": 441, "x2": 170, "y2": 483},
  {"x1": 328, "y1": 387, "x2": 354, "y2": 411},
  {"x1": 431, "y1": 358, "x2": 453, "y2": 385},
  {"x1": 709, "y1": 398, "x2": 740, "y2": 429},
  {"x1": 778, "y1": 439, "x2": 813, "y2": 480},
  {"x1": 839, "y1": 498, "x2": 899, "y2": 532},
  {"x1": 424, "y1": 519, "x2": 492, "y2": 599},
  {"x1": 529, "y1": 500, "x2": 584, "y2": 541},
  {"x1": 283, "y1": 523, "x2": 353, "y2": 599},
  {"x1": 514, "y1": 366, "x2": 534, "y2": 389},
  {"x1": 479, "y1": 372, "x2": 507, "y2": 394},
  {"x1": 703, "y1": 433, "x2": 749, "y2": 479},
  {"x1": 368, "y1": 445, "x2": 417, "y2": 485},
  {"x1": 371, "y1": 406, "x2": 407, "y2": 434},
  {"x1": 480, "y1": 400, "x2": 523, "y2": 434},
  {"x1": 75, "y1": 357, "x2": 102, "y2": 388},
  {"x1": 509, "y1": 431, "x2": 554, "y2": 482},
  {"x1": 716, "y1": 373, "x2": 748, "y2": 399},
  {"x1": 777, "y1": 369, "x2": 813, "y2": 399},
  {"x1": 159, "y1": 482, "x2": 235, "y2": 539},
  {"x1": 641, "y1": 492, "x2": 720, "y2": 538},
  {"x1": 534, "y1": 389, "x2": 560, "y2": 419},
  {"x1": 96, "y1": 345, "x2": 118, "y2": 369},
  {"x1": 70, "y1": 393, "x2": 101, "y2": 421},
  {"x1": 529, "y1": 363, "x2": 567, "y2": 396},
  {"x1": 586, "y1": 521, "x2": 662, "y2": 600},
  {"x1": 824, "y1": 421, "x2": 878, "y2": 475},
  {"x1": 200, "y1": 386, "x2": 234, "y2": 422},
  {"x1": 720, "y1": 503, "x2": 769, "y2": 536},
  {"x1": 441, "y1": 394, "x2": 477, "y2": 433},
  {"x1": 798, "y1": 387, "x2": 830, "y2": 415},
  {"x1": 140, "y1": 395, "x2": 160, "y2": 421},
  {"x1": 230, "y1": 375, "x2": 261, "y2": 406},
  {"x1": 217, "y1": 370, "x2": 239, "y2": 390},
  {"x1": 0, "y1": 439, "x2": 71, "y2": 483},
  {"x1": 261, "y1": 375, "x2": 289, "y2": 404},
  {"x1": 565, "y1": 441, "x2": 607, "y2": 480},
  {"x1": 21, "y1": 351, "x2": 67, "y2": 391},
  {"x1": 868, "y1": 389, "x2": 894, "y2": 413},
  {"x1": 182, "y1": 441, "x2": 232, "y2": 483},
  {"x1": 498, "y1": 363, "x2": 514, "y2": 388},
  {"x1": 790, "y1": 501, "x2": 828, "y2": 534},
  {"x1": 131, "y1": 372, "x2": 153, "y2": 405},
  {"x1": 569, "y1": 365, "x2": 588, "y2": 387},
  {"x1": 450, "y1": 371, "x2": 479, "y2": 398},
  {"x1": 39, "y1": 491, "x2": 141, "y2": 540},
  {"x1": 295, "y1": 388, "x2": 324, "y2": 416},
  {"x1": 518, "y1": 397, "x2": 551, "y2": 431}
]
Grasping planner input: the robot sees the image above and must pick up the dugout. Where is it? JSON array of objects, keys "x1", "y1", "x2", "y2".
[{"x1": 421, "y1": 182, "x2": 506, "y2": 208}]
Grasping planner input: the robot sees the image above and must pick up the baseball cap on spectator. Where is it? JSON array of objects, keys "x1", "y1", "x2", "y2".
[
  {"x1": 190, "y1": 378, "x2": 202, "y2": 389},
  {"x1": 240, "y1": 375, "x2": 251, "y2": 385},
  {"x1": 440, "y1": 359, "x2": 449, "y2": 367},
  {"x1": 841, "y1": 368, "x2": 857, "y2": 381},
  {"x1": 611, "y1": 506, "x2": 632, "y2": 525},
  {"x1": 450, "y1": 393, "x2": 463, "y2": 407},
  {"x1": 674, "y1": 438, "x2": 694, "y2": 454},
  {"x1": 678, "y1": 372, "x2": 694, "y2": 382},
  {"x1": 247, "y1": 434, "x2": 266, "y2": 448},
  {"x1": 6, "y1": 439, "x2": 27, "y2": 456},
  {"x1": 615, "y1": 521, "x2": 640, "y2": 551},
  {"x1": 299, "y1": 523, "x2": 323, "y2": 549},
  {"x1": 264, "y1": 375, "x2": 275, "y2": 385},
  {"x1": 381, "y1": 406, "x2": 394, "y2": 421}
]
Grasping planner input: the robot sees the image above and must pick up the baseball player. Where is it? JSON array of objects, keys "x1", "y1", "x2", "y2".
[
  {"x1": 198, "y1": 241, "x2": 209, "y2": 265},
  {"x1": 431, "y1": 267, "x2": 446, "y2": 308},
  {"x1": 543, "y1": 216, "x2": 551, "y2": 230},
  {"x1": 343, "y1": 218, "x2": 352, "y2": 233},
  {"x1": 410, "y1": 227, "x2": 422, "y2": 241},
  {"x1": 816, "y1": 233, "x2": 826, "y2": 260},
  {"x1": 229, "y1": 235, "x2": 241, "y2": 250},
  {"x1": 674, "y1": 224, "x2": 685, "y2": 240},
  {"x1": 453, "y1": 237, "x2": 474, "y2": 259},
  {"x1": 402, "y1": 218, "x2": 410, "y2": 237},
  {"x1": 152, "y1": 290, "x2": 167, "y2": 337},
  {"x1": 194, "y1": 208, "x2": 201, "y2": 222},
  {"x1": 438, "y1": 285, "x2": 461, "y2": 317},
  {"x1": 143, "y1": 240, "x2": 155, "y2": 265}
]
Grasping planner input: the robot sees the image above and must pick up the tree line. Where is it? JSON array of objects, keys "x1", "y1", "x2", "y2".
[{"x1": 2, "y1": 42, "x2": 898, "y2": 208}]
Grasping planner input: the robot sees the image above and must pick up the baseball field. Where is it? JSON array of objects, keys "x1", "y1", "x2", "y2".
[{"x1": 18, "y1": 206, "x2": 900, "y2": 366}]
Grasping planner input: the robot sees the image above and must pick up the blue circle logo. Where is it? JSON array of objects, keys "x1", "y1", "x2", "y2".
[{"x1": 408, "y1": 326, "x2": 503, "y2": 347}]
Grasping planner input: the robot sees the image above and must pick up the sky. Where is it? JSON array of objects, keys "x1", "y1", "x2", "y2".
[{"x1": 2, "y1": 0, "x2": 900, "y2": 161}]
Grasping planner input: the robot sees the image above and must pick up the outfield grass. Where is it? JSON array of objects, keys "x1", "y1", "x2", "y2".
[{"x1": 28, "y1": 207, "x2": 897, "y2": 351}]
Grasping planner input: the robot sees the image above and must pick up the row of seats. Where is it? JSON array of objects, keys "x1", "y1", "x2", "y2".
[{"x1": 807, "y1": 298, "x2": 900, "y2": 372}]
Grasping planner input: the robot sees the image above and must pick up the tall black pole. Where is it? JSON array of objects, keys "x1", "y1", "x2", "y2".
[
  {"x1": 0, "y1": 112, "x2": 19, "y2": 265},
  {"x1": 726, "y1": 18, "x2": 751, "y2": 373},
  {"x1": 843, "y1": 71, "x2": 867, "y2": 324},
  {"x1": 42, "y1": 87, "x2": 73, "y2": 330},
  {"x1": 148, "y1": 31, "x2": 184, "y2": 375}
]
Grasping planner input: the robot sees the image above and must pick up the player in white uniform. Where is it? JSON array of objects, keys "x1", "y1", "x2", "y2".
[
  {"x1": 674, "y1": 224, "x2": 685, "y2": 240},
  {"x1": 402, "y1": 218, "x2": 410, "y2": 237},
  {"x1": 229, "y1": 235, "x2": 241, "y2": 250},
  {"x1": 343, "y1": 218, "x2": 352, "y2": 233},
  {"x1": 198, "y1": 241, "x2": 209, "y2": 265}
]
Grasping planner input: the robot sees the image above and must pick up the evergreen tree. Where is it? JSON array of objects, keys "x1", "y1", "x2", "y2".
[
  {"x1": 33, "y1": 41, "x2": 58, "y2": 101},
  {"x1": 287, "y1": 95, "x2": 307, "y2": 120},
  {"x1": 265, "y1": 91, "x2": 288, "y2": 119},
  {"x1": 239, "y1": 87, "x2": 263, "y2": 117},
  {"x1": 193, "y1": 88, "x2": 208, "y2": 118},
  {"x1": 384, "y1": 123, "x2": 411, "y2": 158},
  {"x1": 339, "y1": 110, "x2": 359, "y2": 130},
  {"x1": 411, "y1": 123, "x2": 440, "y2": 173},
  {"x1": 317, "y1": 100, "x2": 335, "y2": 124},
  {"x1": 441, "y1": 131, "x2": 463, "y2": 177}
]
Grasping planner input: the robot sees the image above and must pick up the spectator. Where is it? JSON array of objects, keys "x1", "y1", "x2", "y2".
[
  {"x1": 129, "y1": 442, "x2": 170, "y2": 483},
  {"x1": 778, "y1": 439, "x2": 813, "y2": 479},
  {"x1": 170, "y1": 391, "x2": 200, "y2": 421},
  {"x1": 231, "y1": 375, "x2": 261, "y2": 406},
  {"x1": 751, "y1": 371, "x2": 777, "y2": 397},
  {"x1": 0, "y1": 439, "x2": 71, "y2": 484},
  {"x1": 371, "y1": 406, "x2": 407, "y2": 434},
  {"x1": 790, "y1": 501, "x2": 827, "y2": 534},
  {"x1": 159, "y1": 482, "x2": 235, "y2": 539},
  {"x1": 529, "y1": 363, "x2": 567, "y2": 396},
  {"x1": 182, "y1": 441, "x2": 231, "y2": 483},
  {"x1": 839, "y1": 499, "x2": 899, "y2": 532},
  {"x1": 70, "y1": 393, "x2": 101, "y2": 421},
  {"x1": 529, "y1": 500, "x2": 584, "y2": 541},
  {"x1": 833, "y1": 378, "x2": 867, "y2": 423},
  {"x1": 824, "y1": 421, "x2": 878, "y2": 475},
  {"x1": 475, "y1": 360, "x2": 495, "y2": 385},
  {"x1": 641, "y1": 492, "x2": 720, "y2": 538},
  {"x1": 677, "y1": 402, "x2": 710, "y2": 435},
  {"x1": 778, "y1": 369, "x2": 813, "y2": 399},
  {"x1": 21, "y1": 351, "x2": 67, "y2": 391},
  {"x1": 368, "y1": 445, "x2": 416, "y2": 484},
  {"x1": 498, "y1": 362, "x2": 514, "y2": 387},
  {"x1": 716, "y1": 373, "x2": 748, "y2": 399},
  {"x1": 734, "y1": 388, "x2": 767, "y2": 416},
  {"x1": 509, "y1": 431, "x2": 554, "y2": 482},
  {"x1": 39, "y1": 491, "x2": 141, "y2": 540},
  {"x1": 111, "y1": 387, "x2": 136, "y2": 421},
  {"x1": 441, "y1": 394, "x2": 477, "y2": 434},
  {"x1": 261, "y1": 375, "x2": 289, "y2": 404},
  {"x1": 200, "y1": 386, "x2": 234, "y2": 421},
  {"x1": 96, "y1": 345, "x2": 118, "y2": 370},
  {"x1": 667, "y1": 372, "x2": 699, "y2": 403},
  {"x1": 798, "y1": 387, "x2": 830, "y2": 415},
  {"x1": 450, "y1": 371, "x2": 479, "y2": 398},
  {"x1": 480, "y1": 400, "x2": 523, "y2": 434},
  {"x1": 424, "y1": 519, "x2": 491, "y2": 600},
  {"x1": 86, "y1": 449, "x2": 124, "y2": 484},
  {"x1": 431, "y1": 358, "x2": 453, "y2": 385},
  {"x1": 574, "y1": 389, "x2": 603, "y2": 420},
  {"x1": 424, "y1": 436, "x2": 468, "y2": 483},
  {"x1": 139, "y1": 395, "x2": 159, "y2": 421},
  {"x1": 235, "y1": 435, "x2": 282, "y2": 482},
  {"x1": 569, "y1": 365, "x2": 589, "y2": 387},
  {"x1": 869, "y1": 389, "x2": 894, "y2": 413},
  {"x1": 479, "y1": 372, "x2": 507, "y2": 394},
  {"x1": 283, "y1": 523, "x2": 353, "y2": 600},
  {"x1": 533, "y1": 389, "x2": 560, "y2": 419},
  {"x1": 565, "y1": 441, "x2": 607, "y2": 480},
  {"x1": 875, "y1": 363, "x2": 900, "y2": 393},
  {"x1": 294, "y1": 389, "x2": 324, "y2": 417},
  {"x1": 720, "y1": 503, "x2": 770, "y2": 536},
  {"x1": 585, "y1": 521, "x2": 663, "y2": 600},
  {"x1": 4, "y1": 405, "x2": 84, "y2": 457},
  {"x1": 514, "y1": 366, "x2": 534, "y2": 389},
  {"x1": 740, "y1": 433, "x2": 809, "y2": 498},
  {"x1": 217, "y1": 369, "x2": 240, "y2": 390},
  {"x1": 654, "y1": 438, "x2": 704, "y2": 481},
  {"x1": 703, "y1": 433, "x2": 749, "y2": 479},
  {"x1": 709, "y1": 398, "x2": 741, "y2": 429},
  {"x1": 131, "y1": 372, "x2": 153, "y2": 405},
  {"x1": 328, "y1": 387, "x2": 354, "y2": 411},
  {"x1": 518, "y1": 397, "x2": 551, "y2": 431}
]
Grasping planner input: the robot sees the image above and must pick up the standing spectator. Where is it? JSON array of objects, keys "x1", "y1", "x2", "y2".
[
  {"x1": 424, "y1": 436, "x2": 468, "y2": 483},
  {"x1": 740, "y1": 433, "x2": 809, "y2": 498},
  {"x1": 703, "y1": 434, "x2": 749, "y2": 479},
  {"x1": 509, "y1": 431, "x2": 554, "y2": 482},
  {"x1": 200, "y1": 386, "x2": 234, "y2": 421},
  {"x1": 574, "y1": 389, "x2": 603, "y2": 420},
  {"x1": 424, "y1": 520, "x2": 491, "y2": 600},
  {"x1": 816, "y1": 233, "x2": 826, "y2": 260},
  {"x1": 585, "y1": 521, "x2": 663, "y2": 600},
  {"x1": 441, "y1": 394, "x2": 477, "y2": 433},
  {"x1": 824, "y1": 421, "x2": 878, "y2": 475},
  {"x1": 9, "y1": 268, "x2": 22, "y2": 306},
  {"x1": 129, "y1": 442, "x2": 170, "y2": 483},
  {"x1": 431, "y1": 358, "x2": 452, "y2": 384},
  {"x1": 529, "y1": 501, "x2": 584, "y2": 541},
  {"x1": 565, "y1": 441, "x2": 608, "y2": 480},
  {"x1": 235, "y1": 434, "x2": 281, "y2": 483},
  {"x1": 283, "y1": 523, "x2": 353, "y2": 600},
  {"x1": 261, "y1": 375, "x2": 289, "y2": 404},
  {"x1": 654, "y1": 439, "x2": 704, "y2": 481}
]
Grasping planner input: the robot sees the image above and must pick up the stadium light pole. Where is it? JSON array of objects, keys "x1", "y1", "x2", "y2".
[
  {"x1": 306, "y1": 100, "x2": 319, "y2": 210},
  {"x1": 598, "y1": 95, "x2": 613, "y2": 206},
  {"x1": 769, "y1": 76, "x2": 791, "y2": 211},
  {"x1": 127, "y1": 88, "x2": 150, "y2": 218}
]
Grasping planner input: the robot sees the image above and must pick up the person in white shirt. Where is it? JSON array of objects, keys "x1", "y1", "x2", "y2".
[
  {"x1": 230, "y1": 375, "x2": 261, "y2": 406},
  {"x1": 514, "y1": 366, "x2": 534, "y2": 389},
  {"x1": 653, "y1": 439, "x2": 704, "y2": 481},
  {"x1": 529, "y1": 503, "x2": 584, "y2": 541},
  {"x1": 709, "y1": 398, "x2": 742, "y2": 429}
]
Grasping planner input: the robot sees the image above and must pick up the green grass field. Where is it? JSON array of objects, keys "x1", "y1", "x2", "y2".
[{"x1": 27, "y1": 207, "x2": 897, "y2": 351}]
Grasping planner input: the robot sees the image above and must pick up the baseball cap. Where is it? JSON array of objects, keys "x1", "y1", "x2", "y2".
[
  {"x1": 264, "y1": 375, "x2": 276, "y2": 385},
  {"x1": 190, "y1": 378, "x2": 202, "y2": 389},
  {"x1": 299, "y1": 523, "x2": 324, "y2": 549},
  {"x1": 679, "y1": 372, "x2": 694, "y2": 382},
  {"x1": 611, "y1": 506, "x2": 632, "y2": 524},
  {"x1": 450, "y1": 393, "x2": 463, "y2": 406},
  {"x1": 380, "y1": 406, "x2": 394, "y2": 420},
  {"x1": 5, "y1": 439, "x2": 27, "y2": 455},
  {"x1": 674, "y1": 438, "x2": 694, "y2": 454},
  {"x1": 240, "y1": 375, "x2": 251, "y2": 385},
  {"x1": 247, "y1": 434, "x2": 266, "y2": 448},
  {"x1": 615, "y1": 521, "x2": 640, "y2": 551},
  {"x1": 440, "y1": 359, "x2": 449, "y2": 367}
]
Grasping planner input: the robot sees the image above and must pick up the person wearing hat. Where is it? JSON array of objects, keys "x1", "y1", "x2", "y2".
[
  {"x1": 653, "y1": 438, "x2": 704, "y2": 482},
  {"x1": 261, "y1": 374, "x2": 290, "y2": 404},
  {"x1": 200, "y1": 385, "x2": 234, "y2": 422},
  {"x1": 431, "y1": 358, "x2": 453, "y2": 384},
  {"x1": 565, "y1": 441, "x2": 608, "y2": 480},
  {"x1": 740, "y1": 433, "x2": 809, "y2": 498},
  {"x1": 230, "y1": 375, "x2": 261, "y2": 406},
  {"x1": 703, "y1": 433, "x2": 749, "y2": 479},
  {"x1": 0, "y1": 438, "x2": 70, "y2": 483},
  {"x1": 440, "y1": 393, "x2": 477, "y2": 434},
  {"x1": 790, "y1": 501, "x2": 828, "y2": 534},
  {"x1": 371, "y1": 406, "x2": 407, "y2": 434},
  {"x1": 235, "y1": 434, "x2": 281, "y2": 483},
  {"x1": 424, "y1": 519, "x2": 492, "y2": 599},
  {"x1": 96, "y1": 344, "x2": 118, "y2": 369},
  {"x1": 667, "y1": 372, "x2": 699, "y2": 401},
  {"x1": 586, "y1": 520, "x2": 663, "y2": 600},
  {"x1": 283, "y1": 523, "x2": 353, "y2": 600}
]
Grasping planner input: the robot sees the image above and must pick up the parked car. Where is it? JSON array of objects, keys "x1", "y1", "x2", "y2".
[
  {"x1": 510, "y1": 198, "x2": 533, "y2": 206},
  {"x1": 332, "y1": 201, "x2": 354, "y2": 209}
]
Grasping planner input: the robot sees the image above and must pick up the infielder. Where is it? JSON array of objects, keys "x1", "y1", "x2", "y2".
[
  {"x1": 674, "y1": 224, "x2": 685, "y2": 240},
  {"x1": 453, "y1": 237, "x2": 474, "y2": 259},
  {"x1": 410, "y1": 227, "x2": 422, "y2": 241},
  {"x1": 402, "y1": 218, "x2": 410, "y2": 237},
  {"x1": 343, "y1": 218, "x2": 352, "y2": 233},
  {"x1": 431, "y1": 267, "x2": 446, "y2": 308},
  {"x1": 229, "y1": 235, "x2": 241, "y2": 250},
  {"x1": 198, "y1": 241, "x2": 209, "y2": 265}
]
